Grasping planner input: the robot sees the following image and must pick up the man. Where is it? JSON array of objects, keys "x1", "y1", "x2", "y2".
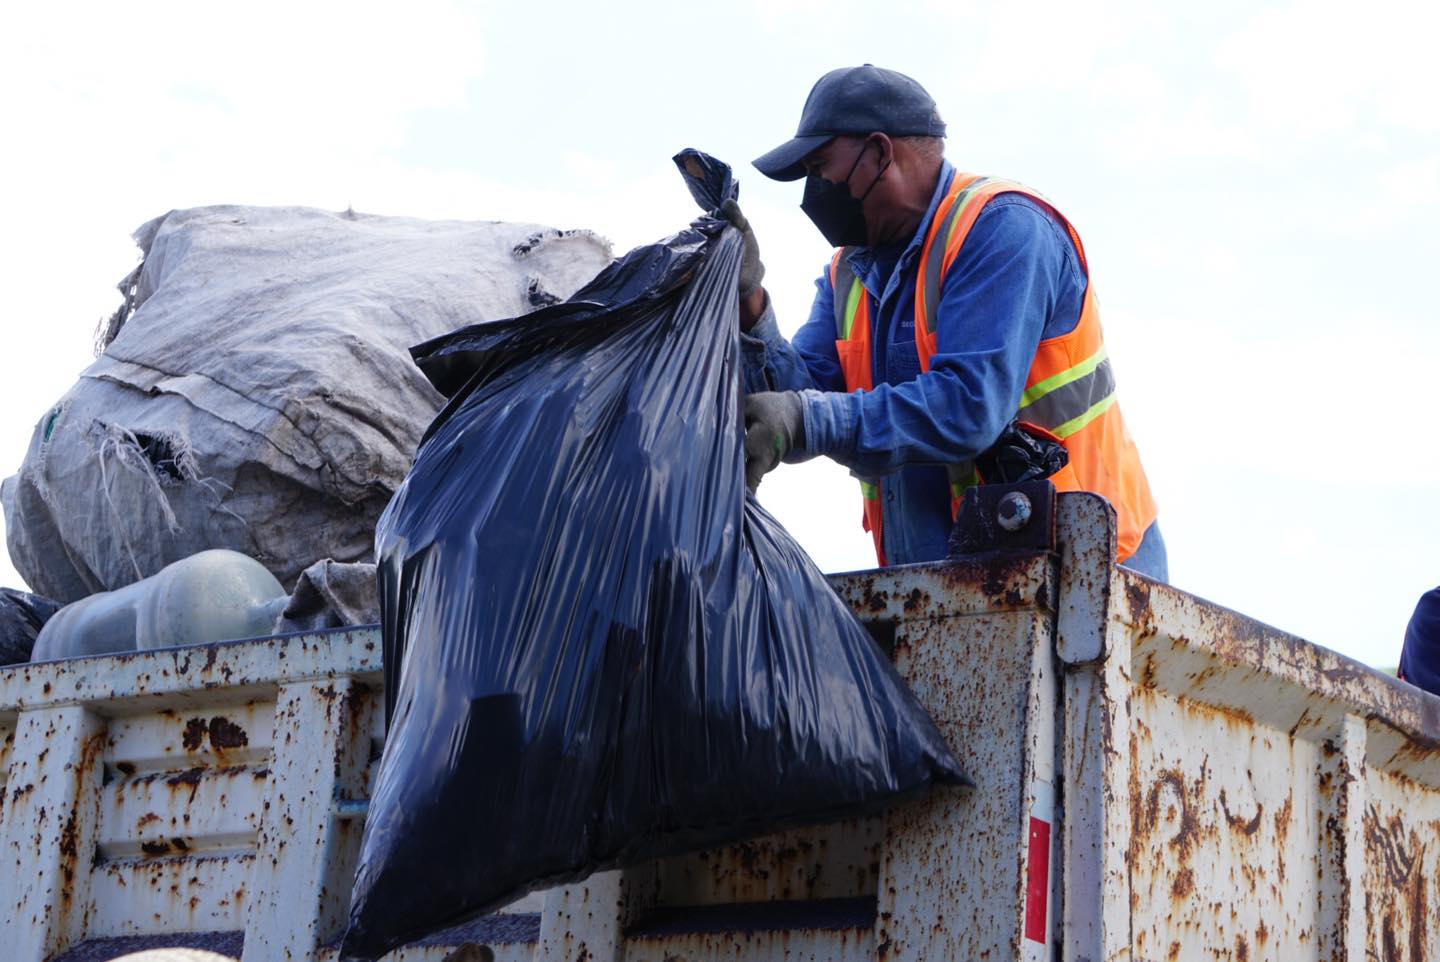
[{"x1": 729, "y1": 64, "x2": 1167, "y2": 581}]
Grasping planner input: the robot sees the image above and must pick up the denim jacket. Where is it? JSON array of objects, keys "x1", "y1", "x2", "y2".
[{"x1": 740, "y1": 161, "x2": 1090, "y2": 564}]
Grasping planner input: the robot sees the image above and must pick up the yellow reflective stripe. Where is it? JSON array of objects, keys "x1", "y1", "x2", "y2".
[
  {"x1": 948, "y1": 470, "x2": 980, "y2": 498},
  {"x1": 842, "y1": 279, "x2": 864, "y2": 340},
  {"x1": 1019, "y1": 344, "x2": 1108, "y2": 409},
  {"x1": 1052, "y1": 393, "x2": 1117, "y2": 439},
  {"x1": 859, "y1": 480, "x2": 879, "y2": 501}
]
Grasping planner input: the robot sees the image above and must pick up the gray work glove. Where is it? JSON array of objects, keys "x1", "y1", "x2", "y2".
[
  {"x1": 720, "y1": 198, "x2": 766, "y2": 298},
  {"x1": 743, "y1": 391, "x2": 805, "y2": 492}
]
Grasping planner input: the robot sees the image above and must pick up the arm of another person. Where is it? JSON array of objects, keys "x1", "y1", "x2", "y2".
[
  {"x1": 798, "y1": 198, "x2": 1082, "y2": 476},
  {"x1": 1399, "y1": 587, "x2": 1440, "y2": 696},
  {"x1": 738, "y1": 273, "x2": 849, "y2": 396}
]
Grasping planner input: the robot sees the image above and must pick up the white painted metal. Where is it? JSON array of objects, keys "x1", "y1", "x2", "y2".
[
  {"x1": 0, "y1": 704, "x2": 106, "y2": 958},
  {"x1": 1, "y1": 492, "x2": 1436, "y2": 961},
  {"x1": 242, "y1": 678, "x2": 368, "y2": 961},
  {"x1": 110, "y1": 951, "x2": 240, "y2": 962},
  {"x1": 109, "y1": 950, "x2": 240, "y2": 956}
]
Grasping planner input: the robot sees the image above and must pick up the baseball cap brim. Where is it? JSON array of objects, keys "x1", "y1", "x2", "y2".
[{"x1": 752, "y1": 133, "x2": 835, "y2": 182}]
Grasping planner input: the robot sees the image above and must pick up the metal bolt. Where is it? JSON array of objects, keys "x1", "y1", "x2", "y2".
[{"x1": 996, "y1": 491, "x2": 1032, "y2": 532}]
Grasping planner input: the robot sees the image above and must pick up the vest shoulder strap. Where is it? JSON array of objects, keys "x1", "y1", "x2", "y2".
[
  {"x1": 916, "y1": 176, "x2": 1089, "y2": 350},
  {"x1": 829, "y1": 248, "x2": 862, "y2": 340}
]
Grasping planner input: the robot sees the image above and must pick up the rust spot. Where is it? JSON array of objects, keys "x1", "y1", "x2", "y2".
[
  {"x1": 137, "y1": 813, "x2": 161, "y2": 828},
  {"x1": 180, "y1": 715, "x2": 250, "y2": 753},
  {"x1": 208, "y1": 716, "x2": 249, "y2": 750},
  {"x1": 1140, "y1": 769, "x2": 1200, "y2": 860},
  {"x1": 1273, "y1": 795, "x2": 1292, "y2": 840},
  {"x1": 116, "y1": 761, "x2": 137, "y2": 777},
  {"x1": 181, "y1": 717, "x2": 207, "y2": 751},
  {"x1": 1169, "y1": 867, "x2": 1194, "y2": 900},
  {"x1": 166, "y1": 767, "x2": 205, "y2": 802},
  {"x1": 140, "y1": 839, "x2": 173, "y2": 856},
  {"x1": 1235, "y1": 934, "x2": 1249, "y2": 962},
  {"x1": 1138, "y1": 653, "x2": 1158, "y2": 689},
  {"x1": 1219, "y1": 789, "x2": 1264, "y2": 836},
  {"x1": 1124, "y1": 577, "x2": 1152, "y2": 625}
]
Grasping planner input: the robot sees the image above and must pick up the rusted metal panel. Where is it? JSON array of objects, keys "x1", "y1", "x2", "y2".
[
  {"x1": 1062, "y1": 635, "x2": 1135, "y2": 961},
  {"x1": 1112, "y1": 563, "x2": 1440, "y2": 962},
  {"x1": 105, "y1": 700, "x2": 275, "y2": 773},
  {"x1": 1362, "y1": 766, "x2": 1440, "y2": 960},
  {"x1": 861, "y1": 555, "x2": 1057, "y2": 962},
  {"x1": 622, "y1": 926, "x2": 874, "y2": 961},
  {"x1": 3, "y1": 499, "x2": 1439, "y2": 961},
  {"x1": 1126, "y1": 688, "x2": 1325, "y2": 960},
  {"x1": 0, "y1": 704, "x2": 106, "y2": 960},
  {"x1": 242, "y1": 677, "x2": 372, "y2": 961},
  {"x1": 0, "y1": 718, "x2": 14, "y2": 822},
  {"x1": 1054, "y1": 490, "x2": 1115, "y2": 666},
  {"x1": 1318, "y1": 712, "x2": 1368, "y2": 962},
  {"x1": 351, "y1": 943, "x2": 538, "y2": 962},
  {"x1": 826, "y1": 552, "x2": 1054, "y2": 623},
  {"x1": 654, "y1": 817, "x2": 882, "y2": 906},
  {"x1": 0, "y1": 626, "x2": 382, "y2": 711},
  {"x1": 86, "y1": 852, "x2": 254, "y2": 936},
  {"x1": 1116, "y1": 574, "x2": 1440, "y2": 784},
  {"x1": 0, "y1": 630, "x2": 384, "y2": 961},
  {"x1": 536, "y1": 869, "x2": 655, "y2": 962},
  {"x1": 97, "y1": 761, "x2": 267, "y2": 859}
]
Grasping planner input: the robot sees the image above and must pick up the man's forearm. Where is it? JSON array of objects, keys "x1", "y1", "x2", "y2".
[{"x1": 739, "y1": 286, "x2": 767, "y2": 332}]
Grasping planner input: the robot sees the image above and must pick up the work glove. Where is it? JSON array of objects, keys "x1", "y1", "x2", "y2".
[
  {"x1": 743, "y1": 391, "x2": 805, "y2": 492},
  {"x1": 720, "y1": 198, "x2": 766, "y2": 298}
]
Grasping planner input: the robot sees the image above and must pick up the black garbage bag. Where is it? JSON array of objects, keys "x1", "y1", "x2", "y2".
[
  {"x1": 974, "y1": 420, "x2": 1070, "y2": 484},
  {"x1": 342, "y1": 151, "x2": 968, "y2": 959},
  {"x1": 1, "y1": 587, "x2": 61, "y2": 665}
]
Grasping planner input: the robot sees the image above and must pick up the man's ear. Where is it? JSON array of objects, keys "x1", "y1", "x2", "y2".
[{"x1": 869, "y1": 132, "x2": 895, "y2": 169}]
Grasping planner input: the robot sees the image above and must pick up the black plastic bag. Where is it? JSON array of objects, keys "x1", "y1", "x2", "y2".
[
  {"x1": 0, "y1": 587, "x2": 61, "y2": 665},
  {"x1": 974, "y1": 420, "x2": 1070, "y2": 484},
  {"x1": 342, "y1": 151, "x2": 967, "y2": 959}
]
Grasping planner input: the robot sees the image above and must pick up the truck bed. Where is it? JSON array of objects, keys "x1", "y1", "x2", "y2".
[{"x1": 2, "y1": 490, "x2": 1436, "y2": 961}]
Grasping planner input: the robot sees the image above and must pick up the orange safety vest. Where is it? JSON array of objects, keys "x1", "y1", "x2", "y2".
[{"x1": 831, "y1": 173, "x2": 1157, "y2": 565}]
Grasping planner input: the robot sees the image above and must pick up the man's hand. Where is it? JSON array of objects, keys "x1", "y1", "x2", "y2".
[
  {"x1": 720, "y1": 199, "x2": 767, "y2": 330},
  {"x1": 743, "y1": 391, "x2": 805, "y2": 492}
]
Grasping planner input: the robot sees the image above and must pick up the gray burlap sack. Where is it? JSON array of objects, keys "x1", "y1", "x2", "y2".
[{"x1": 3, "y1": 206, "x2": 611, "y2": 602}]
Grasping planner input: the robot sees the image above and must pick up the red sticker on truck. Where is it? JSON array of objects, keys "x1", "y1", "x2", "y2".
[{"x1": 1023, "y1": 814, "x2": 1051, "y2": 944}]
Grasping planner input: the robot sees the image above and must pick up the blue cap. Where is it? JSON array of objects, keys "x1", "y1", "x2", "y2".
[{"x1": 753, "y1": 65, "x2": 946, "y2": 182}]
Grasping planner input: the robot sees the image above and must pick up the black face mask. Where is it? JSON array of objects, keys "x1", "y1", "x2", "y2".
[{"x1": 800, "y1": 140, "x2": 891, "y2": 248}]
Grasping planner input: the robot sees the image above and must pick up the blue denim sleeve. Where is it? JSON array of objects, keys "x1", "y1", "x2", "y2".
[
  {"x1": 800, "y1": 197, "x2": 1083, "y2": 474},
  {"x1": 1400, "y1": 587, "x2": 1440, "y2": 697},
  {"x1": 738, "y1": 268, "x2": 848, "y2": 395}
]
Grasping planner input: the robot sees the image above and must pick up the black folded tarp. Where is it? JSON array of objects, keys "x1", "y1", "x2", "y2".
[{"x1": 0, "y1": 587, "x2": 60, "y2": 665}]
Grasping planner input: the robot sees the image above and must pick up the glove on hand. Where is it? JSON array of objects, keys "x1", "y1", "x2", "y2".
[
  {"x1": 743, "y1": 391, "x2": 805, "y2": 492},
  {"x1": 721, "y1": 198, "x2": 766, "y2": 298}
]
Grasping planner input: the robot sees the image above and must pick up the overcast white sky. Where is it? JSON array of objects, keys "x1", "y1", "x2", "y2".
[{"x1": 1, "y1": 0, "x2": 1436, "y2": 668}]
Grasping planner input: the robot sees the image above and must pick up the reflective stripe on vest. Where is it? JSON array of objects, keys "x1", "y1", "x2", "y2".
[{"x1": 831, "y1": 173, "x2": 1158, "y2": 564}]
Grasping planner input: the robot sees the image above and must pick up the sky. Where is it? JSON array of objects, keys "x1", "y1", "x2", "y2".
[{"x1": 0, "y1": 0, "x2": 1435, "y2": 668}]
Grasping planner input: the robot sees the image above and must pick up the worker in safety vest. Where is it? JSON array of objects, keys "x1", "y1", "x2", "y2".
[{"x1": 730, "y1": 65, "x2": 1167, "y2": 580}]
